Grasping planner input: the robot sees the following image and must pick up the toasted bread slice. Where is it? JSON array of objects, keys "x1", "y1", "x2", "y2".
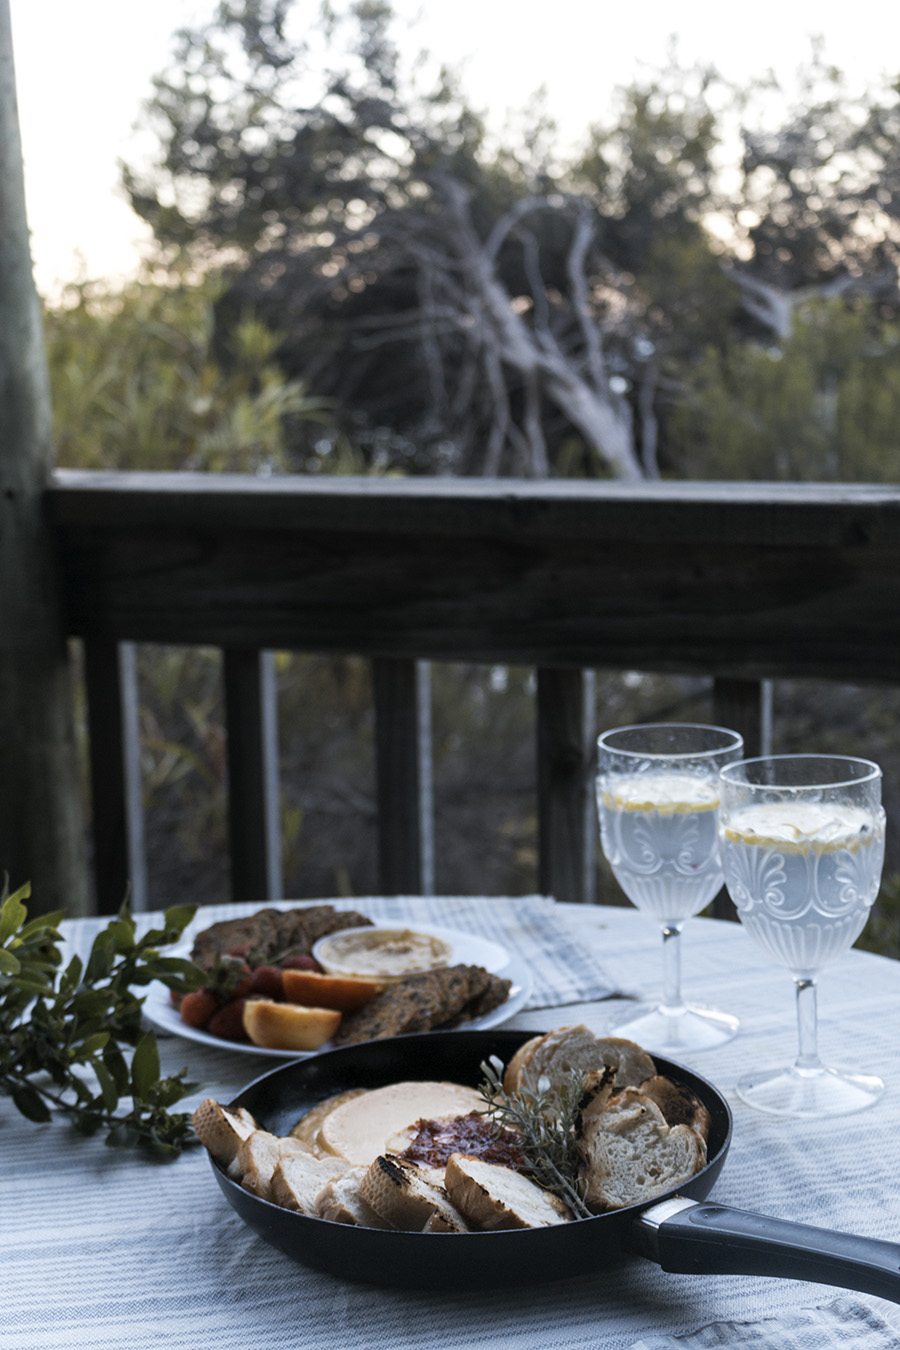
[
  {"x1": 638, "y1": 1074, "x2": 712, "y2": 1142},
  {"x1": 236, "y1": 1129, "x2": 317, "y2": 1201},
  {"x1": 444, "y1": 1154, "x2": 573, "y2": 1230},
  {"x1": 191, "y1": 1098, "x2": 258, "y2": 1165},
  {"x1": 575, "y1": 1086, "x2": 706, "y2": 1212},
  {"x1": 270, "y1": 1151, "x2": 354, "y2": 1215},
  {"x1": 503, "y1": 1025, "x2": 656, "y2": 1099},
  {"x1": 242, "y1": 998, "x2": 342, "y2": 1051},
  {"x1": 359, "y1": 1156, "x2": 470, "y2": 1232},
  {"x1": 316, "y1": 1167, "x2": 395, "y2": 1228},
  {"x1": 281, "y1": 968, "x2": 380, "y2": 1012}
]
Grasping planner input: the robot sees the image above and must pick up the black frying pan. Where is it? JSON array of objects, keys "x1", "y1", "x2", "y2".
[{"x1": 212, "y1": 1028, "x2": 900, "y2": 1296}]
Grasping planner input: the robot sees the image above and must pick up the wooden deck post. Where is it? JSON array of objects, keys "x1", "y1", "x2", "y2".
[{"x1": 0, "y1": 4, "x2": 88, "y2": 915}]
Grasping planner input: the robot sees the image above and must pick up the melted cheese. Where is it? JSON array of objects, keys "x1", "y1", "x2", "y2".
[{"x1": 316, "y1": 1080, "x2": 484, "y2": 1166}]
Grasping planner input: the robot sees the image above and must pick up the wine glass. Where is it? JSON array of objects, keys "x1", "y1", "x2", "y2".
[
  {"x1": 718, "y1": 754, "x2": 886, "y2": 1117},
  {"x1": 596, "y1": 722, "x2": 744, "y2": 1053}
]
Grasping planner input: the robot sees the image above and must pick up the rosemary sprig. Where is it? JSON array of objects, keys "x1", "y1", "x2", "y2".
[
  {"x1": 0, "y1": 880, "x2": 207, "y2": 1159},
  {"x1": 478, "y1": 1055, "x2": 593, "y2": 1219}
]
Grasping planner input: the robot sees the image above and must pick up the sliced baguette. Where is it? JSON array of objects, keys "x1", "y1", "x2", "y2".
[
  {"x1": 359, "y1": 1156, "x2": 469, "y2": 1232},
  {"x1": 503, "y1": 1025, "x2": 656, "y2": 1099},
  {"x1": 316, "y1": 1167, "x2": 395, "y2": 1228},
  {"x1": 281, "y1": 968, "x2": 380, "y2": 1012},
  {"x1": 270, "y1": 1150, "x2": 354, "y2": 1215},
  {"x1": 236, "y1": 1129, "x2": 317, "y2": 1201},
  {"x1": 242, "y1": 997, "x2": 342, "y2": 1051},
  {"x1": 444, "y1": 1154, "x2": 573, "y2": 1230},
  {"x1": 575, "y1": 1085, "x2": 706, "y2": 1212},
  {"x1": 191, "y1": 1098, "x2": 258, "y2": 1165},
  {"x1": 638, "y1": 1074, "x2": 712, "y2": 1142}
]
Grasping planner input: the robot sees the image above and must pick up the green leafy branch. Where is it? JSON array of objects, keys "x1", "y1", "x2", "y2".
[{"x1": 0, "y1": 881, "x2": 207, "y2": 1159}]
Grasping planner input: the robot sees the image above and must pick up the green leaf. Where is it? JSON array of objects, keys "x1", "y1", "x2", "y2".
[
  {"x1": 0, "y1": 887, "x2": 30, "y2": 945},
  {"x1": 93, "y1": 1060, "x2": 120, "y2": 1112},
  {"x1": 81, "y1": 1032, "x2": 110, "y2": 1056},
  {"x1": 12, "y1": 1084, "x2": 52, "y2": 1123},
  {"x1": 162, "y1": 904, "x2": 197, "y2": 933},
  {"x1": 85, "y1": 936, "x2": 114, "y2": 982},
  {"x1": 130, "y1": 1033, "x2": 161, "y2": 1101},
  {"x1": 102, "y1": 1042, "x2": 130, "y2": 1094},
  {"x1": 17, "y1": 910, "x2": 65, "y2": 942},
  {"x1": 59, "y1": 954, "x2": 84, "y2": 993},
  {"x1": 104, "y1": 918, "x2": 138, "y2": 953},
  {"x1": 0, "y1": 949, "x2": 21, "y2": 976}
]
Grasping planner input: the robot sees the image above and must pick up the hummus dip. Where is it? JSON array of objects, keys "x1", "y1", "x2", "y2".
[{"x1": 313, "y1": 926, "x2": 453, "y2": 981}]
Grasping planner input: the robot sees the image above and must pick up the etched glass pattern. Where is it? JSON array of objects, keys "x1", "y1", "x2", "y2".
[{"x1": 721, "y1": 806, "x2": 885, "y2": 978}]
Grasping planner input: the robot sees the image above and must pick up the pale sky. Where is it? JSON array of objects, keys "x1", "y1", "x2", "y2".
[{"x1": 10, "y1": 0, "x2": 900, "y2": 301}]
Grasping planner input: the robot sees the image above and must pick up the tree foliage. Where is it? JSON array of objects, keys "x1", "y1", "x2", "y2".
[
  {"x1": 121, "y1": 3, "x2": 900, "y2": 484},
  {"x1": 45, "y1": 273, "x2": 331, "y2": 473},
  {"x1": 669, "y1": 298, "x2": 900, "y2": 481},
  {"x1": 123, "y1": 1, "x2": 734, "y2": 479}
]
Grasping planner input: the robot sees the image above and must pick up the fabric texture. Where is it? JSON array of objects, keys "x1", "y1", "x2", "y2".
[{"x1": 629, "y1": 1297, "x2": 900, "y2": 1348}]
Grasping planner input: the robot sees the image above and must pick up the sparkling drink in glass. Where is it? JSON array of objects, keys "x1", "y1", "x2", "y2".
[
  {"x1": 596, "y1": 722, "x2": 744, "y2": 1053},
  {"x1": 719, "y1": 754, "x2": 886, "y2": 1117}
]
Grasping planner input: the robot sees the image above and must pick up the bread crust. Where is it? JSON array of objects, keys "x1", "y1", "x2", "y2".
[
  {"x1": 237, "y1": 1130, "x2": 318, "y2": 1201},
  {"x1": 637, "y1": 1074, "x2": 712, "y2": 1142},
  {"x1": 444, "y1": 1154, "x2": 572, "y2": 1230},
  {"x1": 503, "y1": 1025, "x2": 656, "y2": 1099},
  {"x1": 359, "y1": 1156, "x2": 469, "y2": 1232},
  {"x1": 575, "y1": 1083, "x2": 707, "y2": 1212},
  {"x1": 191, "y1": 1099, "x2": 257, "y2": 1165}
]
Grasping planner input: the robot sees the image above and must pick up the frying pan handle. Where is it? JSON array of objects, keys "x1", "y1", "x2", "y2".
[{"x1": 632, "y1": 1197, "x2": 900, "y2": 1303}]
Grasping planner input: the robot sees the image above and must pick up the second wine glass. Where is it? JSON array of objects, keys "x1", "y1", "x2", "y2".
[
  {"x1": 596, "y1": 722, "x2": 743, "y2": 1053},
  {"x1": 718, "y1": 754, "x2": 886, "y2": 1117}
]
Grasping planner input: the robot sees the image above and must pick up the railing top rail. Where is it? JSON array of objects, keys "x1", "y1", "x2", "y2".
[
  {"x1": 49, "y1": 469, "x2": 900, "y2": 515},
  {"x1": 46, "y1": 471, "x2": 900, "y2": 683}
]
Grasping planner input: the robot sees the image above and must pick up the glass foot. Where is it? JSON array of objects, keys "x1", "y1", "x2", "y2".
[
  {"x1": 605, "y1": 1001, "x2": 739, "y2": 1055},
  {"x1": 736, "y1": 1064, "x2": 884, "y2": 1117}
]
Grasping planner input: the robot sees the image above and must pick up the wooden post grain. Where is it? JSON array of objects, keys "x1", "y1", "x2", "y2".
[{"x1": 0, "y1": 4, "x2": 88, "y2": 915}]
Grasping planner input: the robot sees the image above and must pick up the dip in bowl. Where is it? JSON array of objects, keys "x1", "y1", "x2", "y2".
[{"x1": 312, "y1": 925, "x2": 454, "y2": 983}]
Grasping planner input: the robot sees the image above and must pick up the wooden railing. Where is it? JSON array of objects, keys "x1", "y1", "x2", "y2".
[{"x1": 45, "y1": 471, "x2": 900, "y2": 912}]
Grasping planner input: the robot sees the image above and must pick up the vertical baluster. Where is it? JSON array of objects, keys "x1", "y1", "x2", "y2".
[
  {"x1": 713, "y1": 676, "x2": 766, "y2": 756},
  {"x1": 83, "y1": 638, "x2": 147, "y2": 913},
  {"x1": 537, "y1": 667, "x2": 596, "y2": 904},
  {"x1": 223, "y1": 647, "x2": 283, "y2": 903},
  {"x1": 372, "y1": 656, "x2": 430, "y2": 893}
]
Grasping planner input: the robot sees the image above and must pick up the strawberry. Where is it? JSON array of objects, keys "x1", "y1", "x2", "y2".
[
  {"x1": 206, "y1": 997, "x2": 249, "y2": 1041},
  {"x1": 246, "y1": 964, "x2": 285, "y2": 999},
  {"x1": 179, "y1": 989, "x2": 220, "y2": 1030},
  {"x1": 281, "y1": 954, "x2": 322, "y2": 972}
]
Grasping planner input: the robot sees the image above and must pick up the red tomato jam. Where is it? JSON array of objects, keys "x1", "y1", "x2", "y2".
[{"x1": 399, "y1": 1112, "x2": 525, "y2": 1170}]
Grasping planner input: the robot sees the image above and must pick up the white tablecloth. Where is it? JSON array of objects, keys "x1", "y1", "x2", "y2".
[{"x1": 6, "y1": 898, "x2": 900, "y2": 1350}]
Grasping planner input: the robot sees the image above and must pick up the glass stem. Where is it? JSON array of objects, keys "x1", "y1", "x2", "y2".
[
  {"x1": 660, "y1": 924, "x2": 686, "y2": 1014},
  {"x1": 794, "y1": 977, "x2": 823, "y2": 1074}
]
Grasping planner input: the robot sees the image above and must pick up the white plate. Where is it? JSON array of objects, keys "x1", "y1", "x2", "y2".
[{"x1": 142, "y1": 921, "x2": 533, "y2": 1059}]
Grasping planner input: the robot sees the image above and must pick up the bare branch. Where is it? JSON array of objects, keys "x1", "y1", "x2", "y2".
[{"x1": 566, "y1": 201, "x2": 608, "y2": 391}]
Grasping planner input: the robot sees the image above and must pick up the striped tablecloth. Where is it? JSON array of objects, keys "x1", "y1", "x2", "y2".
[{"x1": 6, "y1": 900, "x2": 900, "y2": 1350}]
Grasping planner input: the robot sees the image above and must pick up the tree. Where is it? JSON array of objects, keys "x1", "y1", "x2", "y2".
[
  {"x1": 127, "y1": 0, "x2": 730, "y2": 480},
  {"x1": 125, "y1": 4, "x2": 900, "y2": 485}
]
